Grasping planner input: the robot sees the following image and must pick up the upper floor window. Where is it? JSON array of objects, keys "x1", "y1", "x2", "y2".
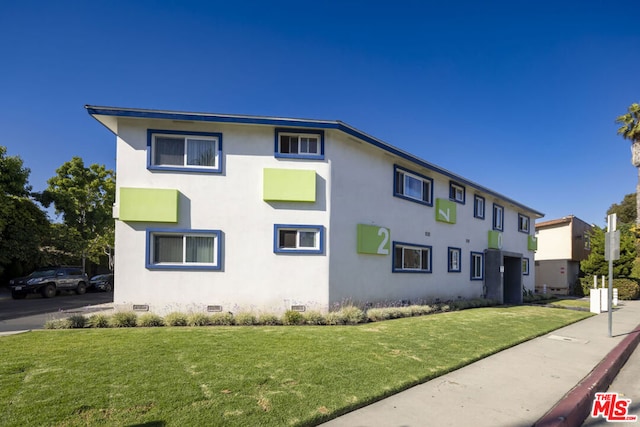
[
  {"x1": 275, "y1": 128, "x2": 324, "y2": 160},
  {"x1": 148, "y1": 129, "x2": 222, "y2": 173},
  {"x1": 518, "y1": 214, "x2": 530, "y2": 233},
  {"x1": 394, "y1": 165, "x2": 433, "y2": 206},
  {"x1": 393, "y1": 241, "x2": 432, "y2": 273},
  {"x1": 474, "y1": 195, "x2": 485, "y2": 219},
  {"x1": 584, "y1": 233, "x2": 591, "y2": 250},
  {"x1": 493, "y1": 203, "x2": 504, "y2": 231},
  {"x1": 449, "y1": 181, "x2": 466, "y2": 204}
]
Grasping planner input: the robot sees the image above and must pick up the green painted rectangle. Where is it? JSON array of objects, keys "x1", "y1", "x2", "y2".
[
  {"x1": 435, "y1": 199, "x2": 456, "y2": 224},
  {"x1": 263, "y1": 168, "x2": 316, "y2": 202},
  {"x1": 119, "y1": 187, "x2": 179, "y2": 222},
  {"x1": 357, "y1": 224, "x2": 390, "y2": 255},
  {"x1": 488, "y1": 230, "x2": 503, "y2": 249},
  {"x1": 528, "y1": 235, "x2": 538, "y2": 251}
]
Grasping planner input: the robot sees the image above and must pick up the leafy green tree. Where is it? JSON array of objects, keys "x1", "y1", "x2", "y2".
[
  {"x1": 38, "y1": 157, "x2": 115, "y2": 271},
  {"x1": 616, "y1": 103, "x2": 640, "y2": 225},
  {"x1": 581, "y1": 223, "x2": 636, "y2": 278},
  {"x1": 607, "y1": 193, "x2": 636, "y2": 225},
  {"x1": 0, "y1": 147, "x2": 50, "y2": 279}
]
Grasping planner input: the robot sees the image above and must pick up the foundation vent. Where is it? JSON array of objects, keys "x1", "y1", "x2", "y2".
[
  {"x1": 291, "y1": 305, "x2": 306, "y2": 312},
  {"x1": 207, "y1": 305, "x2": 223, "y2": 312},
  {"x1": 133, "y1": 304, "x2": 149, "y2": 312}
]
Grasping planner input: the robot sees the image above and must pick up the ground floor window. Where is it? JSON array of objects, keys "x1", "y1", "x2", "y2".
[
  {"x1": 146, "y1": 229, "x2": 221, "y2": 270},
  {"x1": 471, "y1": 251, "x2": 484, "y2": 280},
  {"x1": 522, "y1": 257, "x2": 530, "y2": 275},
  {"x1": 448, "y1": 247, "x2": 461, "y2": 272},
  {"x1": 393, "y1": 242, "x2": 432, "y2": 273}
]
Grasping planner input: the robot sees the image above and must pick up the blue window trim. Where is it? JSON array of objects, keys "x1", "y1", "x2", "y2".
[
  {"x1": 274, "y1": 128, "x2": 325, "y2": 160},
  {"x1": 493, "y1": 203, "x2": 504, "y2": 231},
  {"x1": 145, "y1": 228, "x2": 222, "y2": 270},
  {"x1": 273, "y1": 224, "x2": 324, "y2": 254},
  {"x1": 392, "y1": 241, "x2": 432, "y2": 273},
  {"x1": 147, "y1": 129, "x2": 223, "y2": 173},
  {"x1": 522, "y1": 257, "x2": 530, "y2": 276},
  {"x1": 393, "y1": 164, "x2": 434, "y2": 207},
  {"x1": 449, "y1": 181, "x2": 466, "y2": 204},
  {"x1": 448, "y1": 247, "x2": 462, "y2": 273},
  {"x1": 518, "y1": 213, "x2": 530, "y2": 234},
  {"x1": 474, "y1": 194, "x2": 485, "y2": 219},
  {"x1": 470, "y1": 251, "x2": 484, "y2": 281}
]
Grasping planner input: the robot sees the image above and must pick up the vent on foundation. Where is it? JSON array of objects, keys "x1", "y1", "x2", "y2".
[
  {"x1": 133, "y1": 304, "x2": 149, "y2": 312},
  {"x1": 207, "y1": 305, "x2": 223, "y2": 312},
  {"x1": 291, "y1": 305, "x2": 306, "y2": 312}
]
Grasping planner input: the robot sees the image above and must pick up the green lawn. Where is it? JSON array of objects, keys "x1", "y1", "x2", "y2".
[
  {"x1": 548, "y1": 299, "x2": 591, "y2": 309},
  {"x1": 0, "y1": 306, "x2": 591, "y2": 427}
]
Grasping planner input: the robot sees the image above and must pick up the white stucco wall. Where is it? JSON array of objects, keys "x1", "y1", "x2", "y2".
[
  {"x1": 326, "y1": 131, "x2": 537, "y2": 305},
  {"x1": 113, "y1": 119, "x2": 330, "y2": 315}
]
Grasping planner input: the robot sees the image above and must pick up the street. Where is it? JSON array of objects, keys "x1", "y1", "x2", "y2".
[{"x1": 0, "y1": 287, "x2": 113, "y2": 331}]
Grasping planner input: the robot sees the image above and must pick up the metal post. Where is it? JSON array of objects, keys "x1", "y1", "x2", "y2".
[{"x1": 607, "y1": 214, "x2": 616, "y2": 338}]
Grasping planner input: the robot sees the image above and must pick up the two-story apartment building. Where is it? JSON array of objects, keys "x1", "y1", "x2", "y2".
[
  {"x1": 87, "y1": 105, "x2": 543, "y2": 315},
  {"x1": 534, "y1": 215, "x2": 592, "y2": 295}
]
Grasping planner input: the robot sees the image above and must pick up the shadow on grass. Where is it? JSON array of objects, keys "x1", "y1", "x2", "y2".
[{"x1": 127, "y1": 422, "x2": 165, "y2": 427}]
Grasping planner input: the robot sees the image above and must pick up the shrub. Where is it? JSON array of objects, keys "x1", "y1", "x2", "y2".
[
  {"x1": 283, "y1": 310, "x2": 304, "y2": 326},
  {"x1": 324, "y1": 311, "x2": 345, "y2": 325},
  {"x1": 110, "y1": 311, "x2": 138, "y2": 328},
  {"x1": 410, "y1": 305, "x2": 435, "y2": 316},
  {"x1": 209, "y1": 312, "x2": 234, "y2": 326},
  {"x1": 614, "y1": 278, "x2": 640, "y2": 300},
  {"x1": 366, "y1": 308, "x2": 390, "y2": 322},
  {"x1": 258, "y1": 313, "x2": 281, "y2": 326},
  {"x1": 164, "y1": 312, "x2": 188, "y2": 326},
  {"x1": 44, "y1": 318, "x2": 70, "y2": 329},
  {"x1": 138, "y1": 313, "x2": 165, "y2": 327},
  {"x1": 89, "y1": 314, "x2": 110, "y2": 328},
  {"x1": 187, "y1": 313, "x2": 211, "y2": 327},
  {"x1": 303, "y1": 310, "x2": 325, "y2": 325},
  {"x1": 234, "y1": 312, "x2": 257, "y2": 326},
  {"x1": 67, "y1": 314, "x2": 87, "y2": 329}
]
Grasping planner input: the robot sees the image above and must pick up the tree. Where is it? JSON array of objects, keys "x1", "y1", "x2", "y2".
[
  {"x1": 581, "y1": 223, "x2": 636, "y2": 278},
  {"x1": 0, "y1": 146, "x2": 50, "y2": 280},
  {"x1": 615, "y1": 103, "x2": 640, "y2": 225},
  {"x1": 38, "y1": 157, "x2": 115, "y2": 271},
  {"x1": 607, "y1": 193, "x2": 636, "y2": 225}
]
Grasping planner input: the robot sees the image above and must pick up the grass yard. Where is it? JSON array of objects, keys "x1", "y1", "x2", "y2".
[
  {"x1": 0, "y1": 306, "x2": 591, "y2": 426},
  {"x1": 548, "y1": 299, "x2": 591, "y2": 309}
]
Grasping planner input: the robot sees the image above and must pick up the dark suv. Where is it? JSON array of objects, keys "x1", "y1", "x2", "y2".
[{"x1": 9, "y1": 267, "x2": 89, "y2": 299}]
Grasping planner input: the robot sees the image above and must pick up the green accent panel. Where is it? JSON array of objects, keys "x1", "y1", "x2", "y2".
[
  {"x1": 488, "y1": 230, "x2": 503, "y2": 249},
  {"x1": 357, "y1": 224, "x2": 391, "y2": 255},
  {"x1": 528, "y1": 235, "x2": 538, "y2": 251},
  {"x1": 263, "y1": 168, "x2": 316, "y2": 202},
  {"x1": 119, "y1": 188, "x2": 179, "y2": 222},
  {"x1": 435, "y1": 199, "x2": 457, "y2": 224}
]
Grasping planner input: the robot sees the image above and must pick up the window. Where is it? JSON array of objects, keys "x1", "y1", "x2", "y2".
[
  {"x1": 275, "y1": 128, "x2": 324, "y2": 159},
  {"x1": 474, "y1": 195, "x2": 485, "y2": 219},
  {"x1": 146, "y1": 229, "x2": 221, "y2": 270},
  {"x1": 493, "y1": 203, "x2": 504, "y2": 231},
  {"x1": 522, "y1": 258, "x2": 530, "y2": 275},
  {"x1": 393, "y1": 242, "x2": 432, "y2": 273},
  {"x1": 274, "y1": 224, "x2": 324, "y2": 254},
  {"x1": 518, "y1": 214, "x2": 530, "y2": 233},
  {"x1": 448, "y1": 247, "x2": 461, "y2": 272},
  {"x1": 393, "y1": 165, "x2": 433, "y2": 206},
  {"x1": 471, "y1": 252, "x2": 484, "y2": 280},
  {"x1": 584, "y1": 233, "x2": 591, "y2": 250},
  {"x1": 148, "y1": 129, "x2": 222, "y2": 173},
  {"x1": 449, "y1": 181, "x2": 465, "y2": 204}
]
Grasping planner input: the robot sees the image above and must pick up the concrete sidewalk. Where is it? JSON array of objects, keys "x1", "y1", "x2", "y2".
[{"x1": 321, "y1": 301, "x2": 640, "y2": 427}]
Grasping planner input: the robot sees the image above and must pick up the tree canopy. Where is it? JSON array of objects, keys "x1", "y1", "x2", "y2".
[
  {"x1": 580, "y1": 223, "x2": 637, "y2": 279},
  {"x1": 606, "y1": 193, "x2": 636, "y2": 225},
  {"x1": 616, "y1": 103, "x2": 640, "y2": 143}
]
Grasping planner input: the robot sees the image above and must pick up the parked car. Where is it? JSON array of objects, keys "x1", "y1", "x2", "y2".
[
  {"x1": 90, "y1": 273, "x2": 114, "y2": 292},
  {"x1": 9, "y1": 266, "x2": 89, "y2": 299}
]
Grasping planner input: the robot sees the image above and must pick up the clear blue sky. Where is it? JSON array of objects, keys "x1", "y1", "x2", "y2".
[{"x1": 1, "y1": 1, "x2": 638, "y2": 227}]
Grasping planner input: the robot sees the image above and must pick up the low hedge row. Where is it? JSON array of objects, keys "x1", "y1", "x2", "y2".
[
  {"x1": 44, "y1": 298, "x2": 500, "y2": 329},
  {"x1": 578, "y1": 278, "x2": 640, "y2": 300}
]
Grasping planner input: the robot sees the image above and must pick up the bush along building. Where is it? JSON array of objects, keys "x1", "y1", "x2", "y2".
[{"x1": 87, "y1": 106, "x2": 542, "y2": 315}]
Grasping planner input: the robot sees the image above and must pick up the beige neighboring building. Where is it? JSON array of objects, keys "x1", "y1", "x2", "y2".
[{"x1": 534, "y1": 215, "x2": 593, "y2": 295}]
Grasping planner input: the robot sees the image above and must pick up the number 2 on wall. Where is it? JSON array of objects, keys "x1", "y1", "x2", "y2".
[{"x1": 377, "y1": 227, "x2": 389, "y2": 255}]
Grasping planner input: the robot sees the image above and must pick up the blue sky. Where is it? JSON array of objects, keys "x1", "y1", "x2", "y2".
[{"x1": 1, "y1": 1, "x2": 638, "y2": 227}]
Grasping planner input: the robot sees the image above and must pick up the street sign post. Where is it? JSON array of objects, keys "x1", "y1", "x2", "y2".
[{"x1": 606, "y1": 214, "x2": 619, "y2": 337}]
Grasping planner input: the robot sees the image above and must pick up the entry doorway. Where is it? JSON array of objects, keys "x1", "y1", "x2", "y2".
[{"x1": 485, "y1": 250, "x2": 523, "y2": 305}]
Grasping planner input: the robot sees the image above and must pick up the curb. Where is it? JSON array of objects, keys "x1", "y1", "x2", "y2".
[{"x1": 534, "y1": 324, "x2": 640, "y2": 427}]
